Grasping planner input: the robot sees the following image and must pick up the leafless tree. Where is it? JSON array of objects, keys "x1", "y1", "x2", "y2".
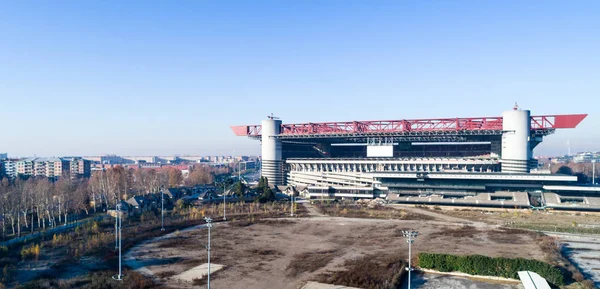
[{"x1": 167, "y1": 167, "x2": 183, "y2": 188}]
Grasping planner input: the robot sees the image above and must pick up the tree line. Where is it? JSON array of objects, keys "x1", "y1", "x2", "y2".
[
  {"x1": 551, "y1": 163, "x2": 599, "y2": 183},
  {"x1": 0, "y1": 165, "x2": 229, "y2": 240}
]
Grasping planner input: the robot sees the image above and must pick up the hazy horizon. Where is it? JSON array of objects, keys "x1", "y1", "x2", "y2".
[{"x1": 2, "y1": 1, "x2": 598, "y2": 157}]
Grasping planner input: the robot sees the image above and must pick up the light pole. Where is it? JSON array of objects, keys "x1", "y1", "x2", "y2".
[
  {"x1": 593, "y1": 160, "x2": 596, "y2": 185},
  {"x1": 113, "y1": 203, "x2": 123, "y2": 281},
  {"x1": 402, "y1": 230, "x2": 419, "y2": 289},
  {"x1": 205, "y1": 217, "x2": 213, "y2": 289},
  {"x1": 115, "y1": 202, "x2": 118, "y2": 249},
  {"x1": 161, "y1": 189, "x2": 165, "y2": 231},
  {"x1": 223, "y1": 183, "x2": 227, "y2": 221},
  {"x1": 290, "y1": 186, "x2": 295, "y2": 217}
]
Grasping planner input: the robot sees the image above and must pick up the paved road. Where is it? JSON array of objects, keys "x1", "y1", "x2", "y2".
[
  {"x1": 410, "y1": 273, "x2": 522, "y2": 289},
  {"x1": 546, "y1": 232, "x2": 600, "y2": 287}
]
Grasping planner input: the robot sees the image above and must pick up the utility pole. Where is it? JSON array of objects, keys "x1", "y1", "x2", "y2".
[
  {"x1": 402, "y1": 230, "x2": 419, "y2": 289},
  {"x1": 161, "y1": 189, "x2": 165, "y2": 231},
  {"x1": 205, "y1": 217, "x2": 213, "y2": 289},
  {"x1": 113, "y1": 203, "x2": 123, "y2": 281}
]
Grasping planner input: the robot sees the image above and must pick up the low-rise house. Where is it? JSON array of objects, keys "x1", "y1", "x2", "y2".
[
  {"x1": 126, "y1": 196, "x2": 151, "y2": 212},
  {"x1": 107, "y1": 200, "x2": 131, "y2": 219},
  {"x1": 198, "y1": 190, "x2": 220, "y2": 202},
  {"x1": 163, "y1": 188, "x2": 181, "y2": 199}
]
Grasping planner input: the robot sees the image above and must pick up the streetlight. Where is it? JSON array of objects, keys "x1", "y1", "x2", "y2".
[
  {"x1": 205, "y1": 217, "x2": 213, "y2": 289},
  {"x1": 115, "y1": 202, "x2": 119, "y2": 249},
  {"x1": 113, "y1": 203, "x2": 123, "y2": 281},
  {"x1": 593, "y1": 160, "x2": 596, "y2": 185},
  {"x1": 223, "y1": 183, "x2": 227, "y2": 221},
  {"x1": 290, "y1": 186, "x2": 295, "y2": 217},
  {"x1": 402, "y1": 230, "x2": 419, "y2": 289},
  {"x1": 161, "y1": 189, "x2": 165, "y2": 231}
]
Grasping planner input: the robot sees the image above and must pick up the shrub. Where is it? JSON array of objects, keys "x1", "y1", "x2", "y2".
[
  {"x1": 21, "y1": 244, "x2": 41, "y2": 261},
  {"x1": 141, "y1": 211, "x2": 158, "y2": 224},
  {"x1": 0, "y1": 247, "x2": 7, "y2": 258},
  {"x1": 1, "y1": 264, "x2": 16, "y2": 284},
  {"x1": 417, "y1": 253, "x2": 564, "y2": 286}
]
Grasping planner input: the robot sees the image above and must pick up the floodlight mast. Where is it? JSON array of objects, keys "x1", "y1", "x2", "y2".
[
  {"x1": 402, "y1": 230, "x2": 419, "y2": 289},
  {"x1": 113, "y1": 203, "x2": 123, "y2": 281},
  {"x1": 115, "y1": 202, "x2": 118, "y2": 249},
  {"x1": 593, "y1": 160, "x2": 596, "y2": 185},
  {"x1": 290, "y1": 187, "x2": 295, "y2": 217},
  {"x1": 161, "y1": 189, "x2": 165, "y2": 231},
  {"x1": 205, "y1": 217, "x2": 213, "y2": 289}
]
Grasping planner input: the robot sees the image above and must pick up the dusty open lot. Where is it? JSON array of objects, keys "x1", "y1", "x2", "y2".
[
  {"x1": 125, "y1": 207, "x2": 546, "y2": 289},
  {"x1": 402, "y1": 205, "x2": 600, "y2": 228}
]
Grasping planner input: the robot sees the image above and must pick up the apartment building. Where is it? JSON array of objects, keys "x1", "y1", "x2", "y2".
[
  {"x1": 67, "y1": 157, "x2": 91, "y2": 178},
  {"x1": 16, "y1": 158, "x2": 35, "y2": 176},
  {"x1": 2, "y1": 157, "x2": 91, "y2": 179},
  {"x1": 2, "y1": 160, "x2": 17, "y2": 179},
  {"x1": 35, "y1": 158, "x2": 69, "y2": 178},
  {"x1": 13, "y1": 157, "x2": 67, "y2": 179}
]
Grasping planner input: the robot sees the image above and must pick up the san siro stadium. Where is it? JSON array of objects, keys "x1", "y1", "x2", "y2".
[{"x1": 232, "y1": 106, "x2": 600, "y2": 211}]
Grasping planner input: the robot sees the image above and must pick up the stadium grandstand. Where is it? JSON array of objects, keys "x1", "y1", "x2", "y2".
[{"x1": 232, "y1": 106, "x2": 600, "y2": 210}]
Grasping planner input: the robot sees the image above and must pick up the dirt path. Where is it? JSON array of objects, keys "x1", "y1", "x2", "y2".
[{"x1": 301, "y1": 200, "x2": 326, "y2": 217}]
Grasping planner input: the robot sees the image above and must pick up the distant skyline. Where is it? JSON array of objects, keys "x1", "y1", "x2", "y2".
[{"x1": 1, "y1": 1, "x2": 598, "y2": 157}]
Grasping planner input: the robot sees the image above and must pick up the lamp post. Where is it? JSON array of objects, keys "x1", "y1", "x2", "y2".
[
  {"x1": 205, "y1": 217, "x2": 213, "y2": 289},
  {"x1": 113, "y1": 203, "x2": 123, "y2": 281},
  {"x1": 592, "y1": 160, "x2": 596, "y2": 185},
  {"x1": 161, "y1": 189, "x2": 165, "y2": 231},
  {"x1": 290, "y1": 186, "x2": 295, "y2": 217},
  {"x1": 402, "y1": 230, "x2": 419, "y2": 289},
  {"x1": 223, "y1": 183, "x2": 227, "y2": 221},
  {"x1": 115, "y1": 202, "x2": 118, "y2": 249}
]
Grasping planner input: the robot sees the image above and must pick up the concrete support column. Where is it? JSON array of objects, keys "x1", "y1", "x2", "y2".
[{"x1": 261, "y1": 119, "x2": 284, "y2": 185}]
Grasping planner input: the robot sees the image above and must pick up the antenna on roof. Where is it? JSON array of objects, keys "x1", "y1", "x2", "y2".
[
  {"x1": 513, "y1": 102, "x2": 519, "y2": 111},
  {"x1": 267, "y1": 113, "x2": 280, "y2": 120}
]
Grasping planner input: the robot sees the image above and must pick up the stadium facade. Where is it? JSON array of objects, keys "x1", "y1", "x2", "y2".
[{"x1": 232, "y1": 107, "x2": 600, "y2": 210}]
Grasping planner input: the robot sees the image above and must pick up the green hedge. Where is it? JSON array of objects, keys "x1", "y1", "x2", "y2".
[{"x1": 417, "y1": 253, "x2": 564, "y2": 285}]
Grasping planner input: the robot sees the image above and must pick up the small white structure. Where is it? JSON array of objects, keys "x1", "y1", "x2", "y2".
[
  {"x1": 518, "y1": 271, "x2": 551, "y2": 289},
  {"x1": 301, "y1": 281, "x2": 361, "y2": 289},
  {"x1": 173, "y1": 263, "x2": 225, "y2": 282}
]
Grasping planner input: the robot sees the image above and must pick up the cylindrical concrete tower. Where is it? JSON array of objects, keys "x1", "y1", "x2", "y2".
[
  {"x1": 501, "y1": 109, "x2": 531, "y2": 173},
  {"x1": 261, "y1": 118, "x2": 284, "y2": 185}
]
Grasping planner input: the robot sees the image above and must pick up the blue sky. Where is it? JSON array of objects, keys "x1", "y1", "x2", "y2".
[{"x1": 1, "y1": 1, "x2": 598, "y2": 157}]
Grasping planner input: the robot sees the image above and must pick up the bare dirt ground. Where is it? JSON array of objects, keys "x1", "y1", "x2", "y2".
[
  {"x1": 402, "y1": 205, "x2": 600, "y2": 227},
  {"x1": 125, "y1": 205, "x2": 546, "y2": 289}
]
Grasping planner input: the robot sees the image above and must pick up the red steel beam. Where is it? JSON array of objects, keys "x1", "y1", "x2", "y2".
[{"x1": 231, "y1": 114, "x2": 587, "y2": 137}]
